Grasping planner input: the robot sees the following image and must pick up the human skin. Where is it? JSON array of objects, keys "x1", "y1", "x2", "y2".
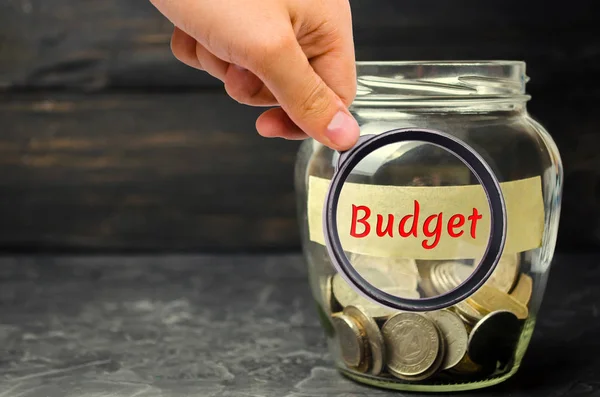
[{"x1": 149, "y1": 0, "x2": 360, "y2": 151}]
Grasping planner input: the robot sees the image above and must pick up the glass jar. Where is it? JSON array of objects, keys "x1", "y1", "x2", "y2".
[{"x1": 294, "y1": 61, "x2": 563, "y2": 392}]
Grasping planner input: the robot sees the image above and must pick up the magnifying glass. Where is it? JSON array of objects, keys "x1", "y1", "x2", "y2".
[{"x1": 322, "y1": 128, "x2": 507, "y2": 312}]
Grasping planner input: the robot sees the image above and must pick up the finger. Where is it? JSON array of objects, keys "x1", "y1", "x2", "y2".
[
  {"x1": 256, "y1": 108, "x2": 310, "y2": 140},
  {"x1": 300, "y1": 2, "x2": 357, "y2": 107},
  {"x1": 223, "y1": 66, "x2": 278, "y2": 107},
  {"x1": 150, "y1": 0, "x2": 202, "y2": 33},
  {"x1": 170, "y1": 27, "x2": 202, "y2": 70},
  {"x1": 195, "y1": 42, "x2": 229, "y2": 81},
  {"x1": 247, "y1": 34, "x2": 360, "y2": 151},
  {"x1": 171, "y1": 27, "x2": 230, "y2": 81},
  {"x1": 309, "y1": 51, "x2": 356, "y2": 107}
]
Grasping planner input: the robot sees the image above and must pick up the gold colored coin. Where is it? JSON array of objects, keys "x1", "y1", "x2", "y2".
[
  {"x1": 426, "y1": 310, "x2": 468, "y2": 370},
  {"x1": 382, "y1": 313, "x2": 440, "y2": 377},
  {"x1": 452, "y1": 301, "x2": 484, "y2": 325},
  {"x1": 449, "y1": 353, "x2": 482, "y2": 374},
  {"x1": 484, "y1": 252, "x2": 521, "y2": 293},
  {"x1": 344, "y1": 305, "x2": 386, "y2": 375},
  {"x1": 331, "y1": 312, "x2": 368, "y2": 371},
  {"x1": 510, "y1": 273, "x2": 533, "y2": 306},
  {"x1": 467, "y1": 284, "x2": 529, "y2": 320}
]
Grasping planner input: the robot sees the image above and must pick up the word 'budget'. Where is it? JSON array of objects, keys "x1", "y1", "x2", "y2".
[{"x1": 349, "y1": 200, "x2": 483, "y2": 250}]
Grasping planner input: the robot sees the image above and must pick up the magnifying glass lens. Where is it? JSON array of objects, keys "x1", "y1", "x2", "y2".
[{"x1": 334, "y1": 139, "x2": 492, "y2": 304}]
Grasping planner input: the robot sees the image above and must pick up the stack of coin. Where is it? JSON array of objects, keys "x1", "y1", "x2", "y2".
[
  {"x1": 330, "y1": 305, "x2": 387, "y2": 375},
  {"x1": 322, "y1": 251, "x2": 534, "y2": 382},
  {"x1": 421, "y1": 253, "x2": 531, "y2": 321}
]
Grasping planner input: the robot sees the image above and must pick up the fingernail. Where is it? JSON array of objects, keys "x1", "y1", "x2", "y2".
[{"x1": 326, "y1": 110, "x2": 360, "y2": 149}]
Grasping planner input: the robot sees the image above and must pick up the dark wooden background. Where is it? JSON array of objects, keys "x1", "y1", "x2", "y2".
[{"x1": 0, "y1": 0, "x2": 598, "y2": 253}]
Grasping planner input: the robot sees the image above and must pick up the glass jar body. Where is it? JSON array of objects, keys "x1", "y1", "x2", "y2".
[{"x1": 294, "y1": 63, "x2": 562, "y2": 392}]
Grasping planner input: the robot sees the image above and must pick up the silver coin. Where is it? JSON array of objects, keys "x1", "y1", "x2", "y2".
[
  {"x1": 382, "y1": 313, "x2": 440, "y2": 377},
  {"x1": 426, "y1": 310, "x2": 468, "y2": 370},
  {"x1": 386, "y1": 316, "x2": 446, "y2": 381},
  {"x1": 331, "y1": 312, "x2": 368, "y2": 370},
  {"x1": 321, "y1": 275, "x2": 341, "y2": 315},
  {"x1": 416, "y1": 260, "x2": 438, "y2": 297},
  {"x1": 344, "y1": 305, "x2": 385, "y2": 375}
]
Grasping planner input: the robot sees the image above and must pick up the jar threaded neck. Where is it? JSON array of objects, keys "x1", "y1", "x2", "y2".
[{"x1": 354, "y1": 61, "x2": 530, "y2": 108}]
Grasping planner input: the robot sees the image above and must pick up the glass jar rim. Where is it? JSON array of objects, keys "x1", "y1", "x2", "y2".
[
  {"x1": 353, "y1": 60, "x2": 530, "y2": 108},
  {"x1": 355, "y1": 60, "x2": 526, "y2": 67}
]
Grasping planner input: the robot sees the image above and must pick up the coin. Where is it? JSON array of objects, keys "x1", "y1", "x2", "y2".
[
  {"x1": 510, "y1": 273, "x2": 533, "y2": 306},
  {"x1": 321, "y1": 275, "x2": 341, "y2": 315},
  {"x1": 467, "y1": 284, "x2": 529, "y2": 320},
  {"x1": 429, "y1": 263, "x2": 448, "y2": 294},
  {"x1": 426, "y1": 310, "x2": 468, "y2": 370},
  {"x1": 440, "y1": 262, "x2": 469, "y2": 289},
  {"x1": 331, "y1": 312, "x2": 369, "y2": 371},
  {"x1": 435, "y1": 268, "x2": 453, "y2": 291},
  {"x1": 448, "y1": 353, "x2": 483, "y2": 375},
  {"x1": 416, "y1": 260, "x2": 438, "y2": 297},
  {"x1": 485, "y1": 252, "x2": 521, "y2": 293},
  {"x1": 430, "y1": 261, "x2": 472, "y2": 295},
  {"x1": 431, "y1": 263, "x2": 449, "y2": 293},
  {"x1": 452, "y1": 300, "x2": 484, "y2": 325},
  {"x1": 452, "y1": 262, "x2": 475, "y2": 284},
  {"x1": 382, "y1": 313, "x2": 440, "y2": 377},
  {"x1": 388, "y1": 327, "x2": 446, "y2": 381},
  {"x1": 344, "y1": 305, "x2": 386, "y2": 375},
  {"x1": 467, "y1": 310, "x2": 521, "y2": 366}
]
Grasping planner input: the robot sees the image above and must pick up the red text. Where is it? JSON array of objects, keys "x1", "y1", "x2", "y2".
[{"x1": 349, "y1": 200, "x2": 483, "y2": 250}]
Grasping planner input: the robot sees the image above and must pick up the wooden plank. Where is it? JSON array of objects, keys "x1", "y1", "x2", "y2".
[
  {"x1": 0, "y1": 0, "x2": 598, "y2": 90},
  {"x1": 0, "y1": 92, "x2": 303, "y2": 251},
  {"x1": 0, "y1": 91, "x2": 599, "y2": 252}
]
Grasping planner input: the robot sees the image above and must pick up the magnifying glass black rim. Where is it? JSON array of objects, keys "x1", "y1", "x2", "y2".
[{"x1": 323, "y1": 128, "x2": 507, "y2": 312}]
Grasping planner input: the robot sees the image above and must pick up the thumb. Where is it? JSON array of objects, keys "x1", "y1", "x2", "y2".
[{"x1": 248, "y1": 36, "x2": 360, "y2": 151}]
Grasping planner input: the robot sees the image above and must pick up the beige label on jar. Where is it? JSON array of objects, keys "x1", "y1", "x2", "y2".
[{"x1": 307, "y1": 176, "x2": 545, "y2": 260}]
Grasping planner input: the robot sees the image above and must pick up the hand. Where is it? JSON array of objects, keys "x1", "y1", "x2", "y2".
[{"x1": 150, "y1": 0, "x2": 360, "y2": 151}]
